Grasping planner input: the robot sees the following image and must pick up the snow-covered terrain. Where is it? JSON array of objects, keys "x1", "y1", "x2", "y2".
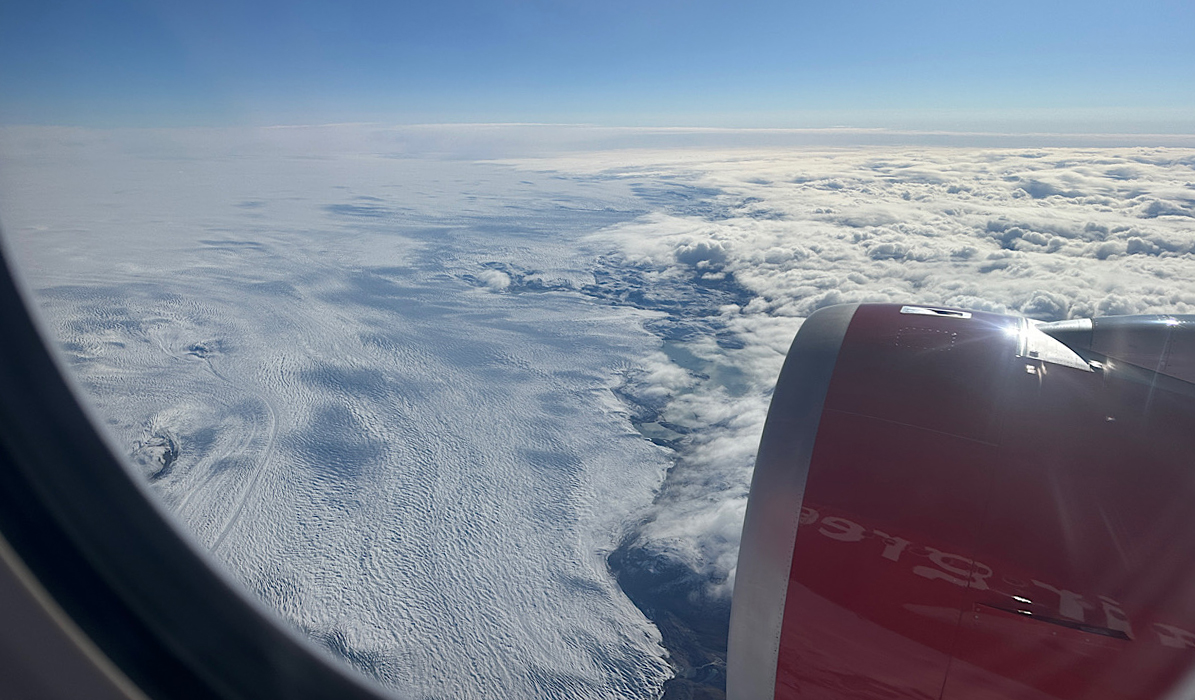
[{"x1": 2, "y1": 124, "x2": 1194, "y2": 698}]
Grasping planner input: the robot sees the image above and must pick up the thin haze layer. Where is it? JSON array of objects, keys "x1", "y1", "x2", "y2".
[{"x1": 2, "y1": 125, "x2": 1194, "y2": 697}]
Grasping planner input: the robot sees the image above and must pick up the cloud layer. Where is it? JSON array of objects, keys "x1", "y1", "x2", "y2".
[{"x1": 548, "y1": 145, "x2": 1195, "y2": 604}]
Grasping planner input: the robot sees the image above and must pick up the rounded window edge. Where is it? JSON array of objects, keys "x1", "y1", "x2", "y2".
[{"x1": 0, "y1": 235, "x2": 396, "y2": 700}]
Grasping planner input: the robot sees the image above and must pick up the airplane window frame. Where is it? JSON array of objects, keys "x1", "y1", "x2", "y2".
[{"x1": 0, "y1": 239, "x2": 393, "y2": 700}]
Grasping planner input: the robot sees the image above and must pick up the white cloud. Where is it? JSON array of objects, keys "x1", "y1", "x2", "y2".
[
  {"x1": 546, "y1": 144, "x2": 1195, "y2": 600},
  {"x1": 477, "y1": 269, "x2": 512, "y2": 290}
]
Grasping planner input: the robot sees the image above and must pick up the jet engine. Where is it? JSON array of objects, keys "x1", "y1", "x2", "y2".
[{"x1": 729, "y1": 304, "x2": 1195, "y2": 700}]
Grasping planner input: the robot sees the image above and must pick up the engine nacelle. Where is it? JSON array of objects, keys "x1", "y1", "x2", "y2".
[{"x1": 729, "y1": 304, "x2": 1195, "y2": 700}]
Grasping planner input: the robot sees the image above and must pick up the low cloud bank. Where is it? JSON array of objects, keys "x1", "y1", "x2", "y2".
[{"x1": 553, "y1": 146, "x2": 1195, "y2": 607}]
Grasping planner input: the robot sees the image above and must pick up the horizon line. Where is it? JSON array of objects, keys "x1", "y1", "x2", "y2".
[{"x1": 2, "y1": 121, "x2": 1194, "y2": 139}]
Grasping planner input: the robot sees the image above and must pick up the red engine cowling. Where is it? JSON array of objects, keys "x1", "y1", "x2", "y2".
[{"x1": 728, "y1": 303, "x2": 1195, "y2": 700}]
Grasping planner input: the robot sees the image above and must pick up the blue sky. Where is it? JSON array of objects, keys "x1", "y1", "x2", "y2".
[{"x1": 1, "y1": 0, "x2": 1192, "y2": 131}]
